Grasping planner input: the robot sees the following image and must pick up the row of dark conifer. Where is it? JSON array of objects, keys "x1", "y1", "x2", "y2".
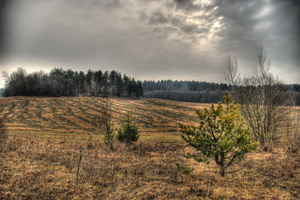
[
  {"x1": 143, "y1": 80, "x2": 230, "y2": 91},
  {"x1": 2, "y1": 68, "x2": 143, "y2": 98}
]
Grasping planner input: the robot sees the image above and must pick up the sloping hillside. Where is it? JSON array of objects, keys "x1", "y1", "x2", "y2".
[{"x1": 0, "y1": 97, "x2": 211, "y2": 138}]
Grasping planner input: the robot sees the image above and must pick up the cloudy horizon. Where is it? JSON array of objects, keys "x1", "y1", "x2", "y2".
[{"x1": 0, "y1": 0, "x2": 299, "y2": 87}]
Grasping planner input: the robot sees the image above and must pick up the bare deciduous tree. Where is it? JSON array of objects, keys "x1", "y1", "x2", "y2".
[
  {"x1": 98, "y1": 98, "x2": 116, "y2": 151},
  {"x1": 0, "y1": 117, "x2": 7, "y2": 151},
  {"x1": 225, "y1": 49, "x2": 292, "y2": 148},
  {"x1": 224, "y1": 56, "x2": 240, "y2": 86}
]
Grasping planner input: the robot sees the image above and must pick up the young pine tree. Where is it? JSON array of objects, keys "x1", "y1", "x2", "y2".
[
  {"x1": 116, "y1": 113, "x2": 139, "y2": 144},
  {"x1": 179, "y1": 92, "x2": 257, "y2": 176}
]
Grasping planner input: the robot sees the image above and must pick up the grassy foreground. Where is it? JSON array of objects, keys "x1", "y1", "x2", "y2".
[{"x1": 0, "y1": 97, "x2": 300, "y2": 199}]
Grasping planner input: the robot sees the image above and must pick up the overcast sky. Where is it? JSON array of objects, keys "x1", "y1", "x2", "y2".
[{"x1": 0, "y1": 0, "x2": 299, "y2": 87}]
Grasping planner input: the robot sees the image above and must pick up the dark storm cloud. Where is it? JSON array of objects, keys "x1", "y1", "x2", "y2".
[
  {"x1": 0, "y1": 0, "x2": 299, "y2": 87},
  {"x1": 65, "y1": 0, "x2": 124, "y2": 10},
  {"x1": 173, "y1": 0, "x2": 193, "y2": 8},
  {"x1": 172, "y1": 0, "x2": 200, "y2": 11},
  {"x1": 0, "y1": 0, "x2": 12, "y2": 58},
  {"x1": 170, "y1": 0, "x2": 299, "y2": 70},
  {"x1": 180, "y1": 24, "x2": 208, "y2": 35},
  {"x1": 208, "y1": 0, "x2": 300, "y2": 78},
  {"x1": 213, "y1": 1, "x2": 265, "y2": 54},
  {"x1": 148, "y1": 11, "x2": 169, "y2": 24}
]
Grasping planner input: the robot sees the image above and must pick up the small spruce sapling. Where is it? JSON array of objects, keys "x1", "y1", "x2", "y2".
[{"x1": 116, "y1": 113, "x2": 140, "y2": 144}]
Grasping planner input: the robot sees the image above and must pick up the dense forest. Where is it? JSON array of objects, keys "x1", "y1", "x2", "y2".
[
  {"x1": 142, "y1": 80, "x2": 228, "y2": 103},
  {"x1": 143, "y1": 90, "x2": 225, "y2": 103},
  {"x1": 142, "y1": 80, "x2": 300, "y2": 105},
  {"x1": 2, "y1": 68, "x2": 143, "y2": 98},
  {"x1": 143, "y1": 80, "x2": 229, "y2": 91}
]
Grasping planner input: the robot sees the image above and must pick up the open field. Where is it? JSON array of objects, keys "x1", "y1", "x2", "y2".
[
  {"x1": 0, "y1": 96, "x2": 210, "y2": 140},
  {"x1": 0, "y1": 97, "x2": 300, "y2": 199}
]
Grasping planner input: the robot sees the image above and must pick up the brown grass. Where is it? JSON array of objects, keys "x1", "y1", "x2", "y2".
[
  {"x1": 0, "y1": 97, "x2": 204, "y2": 138},
  {"x1": 1, "y1": 136, "x2": 300, "y2": 199},
  {"x1": 0, "y1": 97, "x2": 300, "y2": 199}
]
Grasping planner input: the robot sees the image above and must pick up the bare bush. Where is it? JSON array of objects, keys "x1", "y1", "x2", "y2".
[
  {"x1": 98, "y1": 98, "x2": 117, "y2": 150},
  {"x1": 225, "y1": 49, "x2": 292, "y2": 148},
  {"x1": 286, "y1": 110, "x2": 300, "y2": 154},
  {"x1": 0, "y1": 117, "x2": 7, "y2": 151}
]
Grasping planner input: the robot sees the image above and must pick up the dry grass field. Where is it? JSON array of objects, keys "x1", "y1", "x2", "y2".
[
  {"x1": 0, "y1": 96, "x2": 208, "y2": 140},
  {"x1": 0, "y1": 97, "x2": 300, "y2": 199}
]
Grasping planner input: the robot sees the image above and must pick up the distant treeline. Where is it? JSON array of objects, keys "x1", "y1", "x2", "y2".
[
  {"x1": 288, "y1": 84, "x2": 300, "y2": 106},
  {"x1": 143, "y1": 80, "x2": 300, "y2": 105},
  {"x1": 1, "y1": 69, "x2": 300, "y2": 105},
  {"x1": 143, "y1": 80, "x2": 230, "y2": 103},
  {"x1": 144, "y1": 90, "x2": 225, "y2": 103},
  {"x1": 143, "y1": 80, "x2": 230, "y2": 91},
  {"x1": 2, "y1": 68, "x2": 143, "y2": 98}
]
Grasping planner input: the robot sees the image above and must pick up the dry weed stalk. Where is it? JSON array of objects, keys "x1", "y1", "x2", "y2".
[{"x1": 75, "y1": 150, "x2": 83, "y2": 185}]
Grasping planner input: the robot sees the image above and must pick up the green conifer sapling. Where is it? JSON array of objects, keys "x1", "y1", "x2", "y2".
[
  {"x1": 179, "y1": 92, "x2": 257, "y2": 176},
  {"x1": 117, "y1": 113, "x2": 140, "y2": 144}
]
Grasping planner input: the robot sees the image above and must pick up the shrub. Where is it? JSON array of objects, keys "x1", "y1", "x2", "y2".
[{"x1": 116, "y1": 113, "x2": 139, "y2": 144}]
